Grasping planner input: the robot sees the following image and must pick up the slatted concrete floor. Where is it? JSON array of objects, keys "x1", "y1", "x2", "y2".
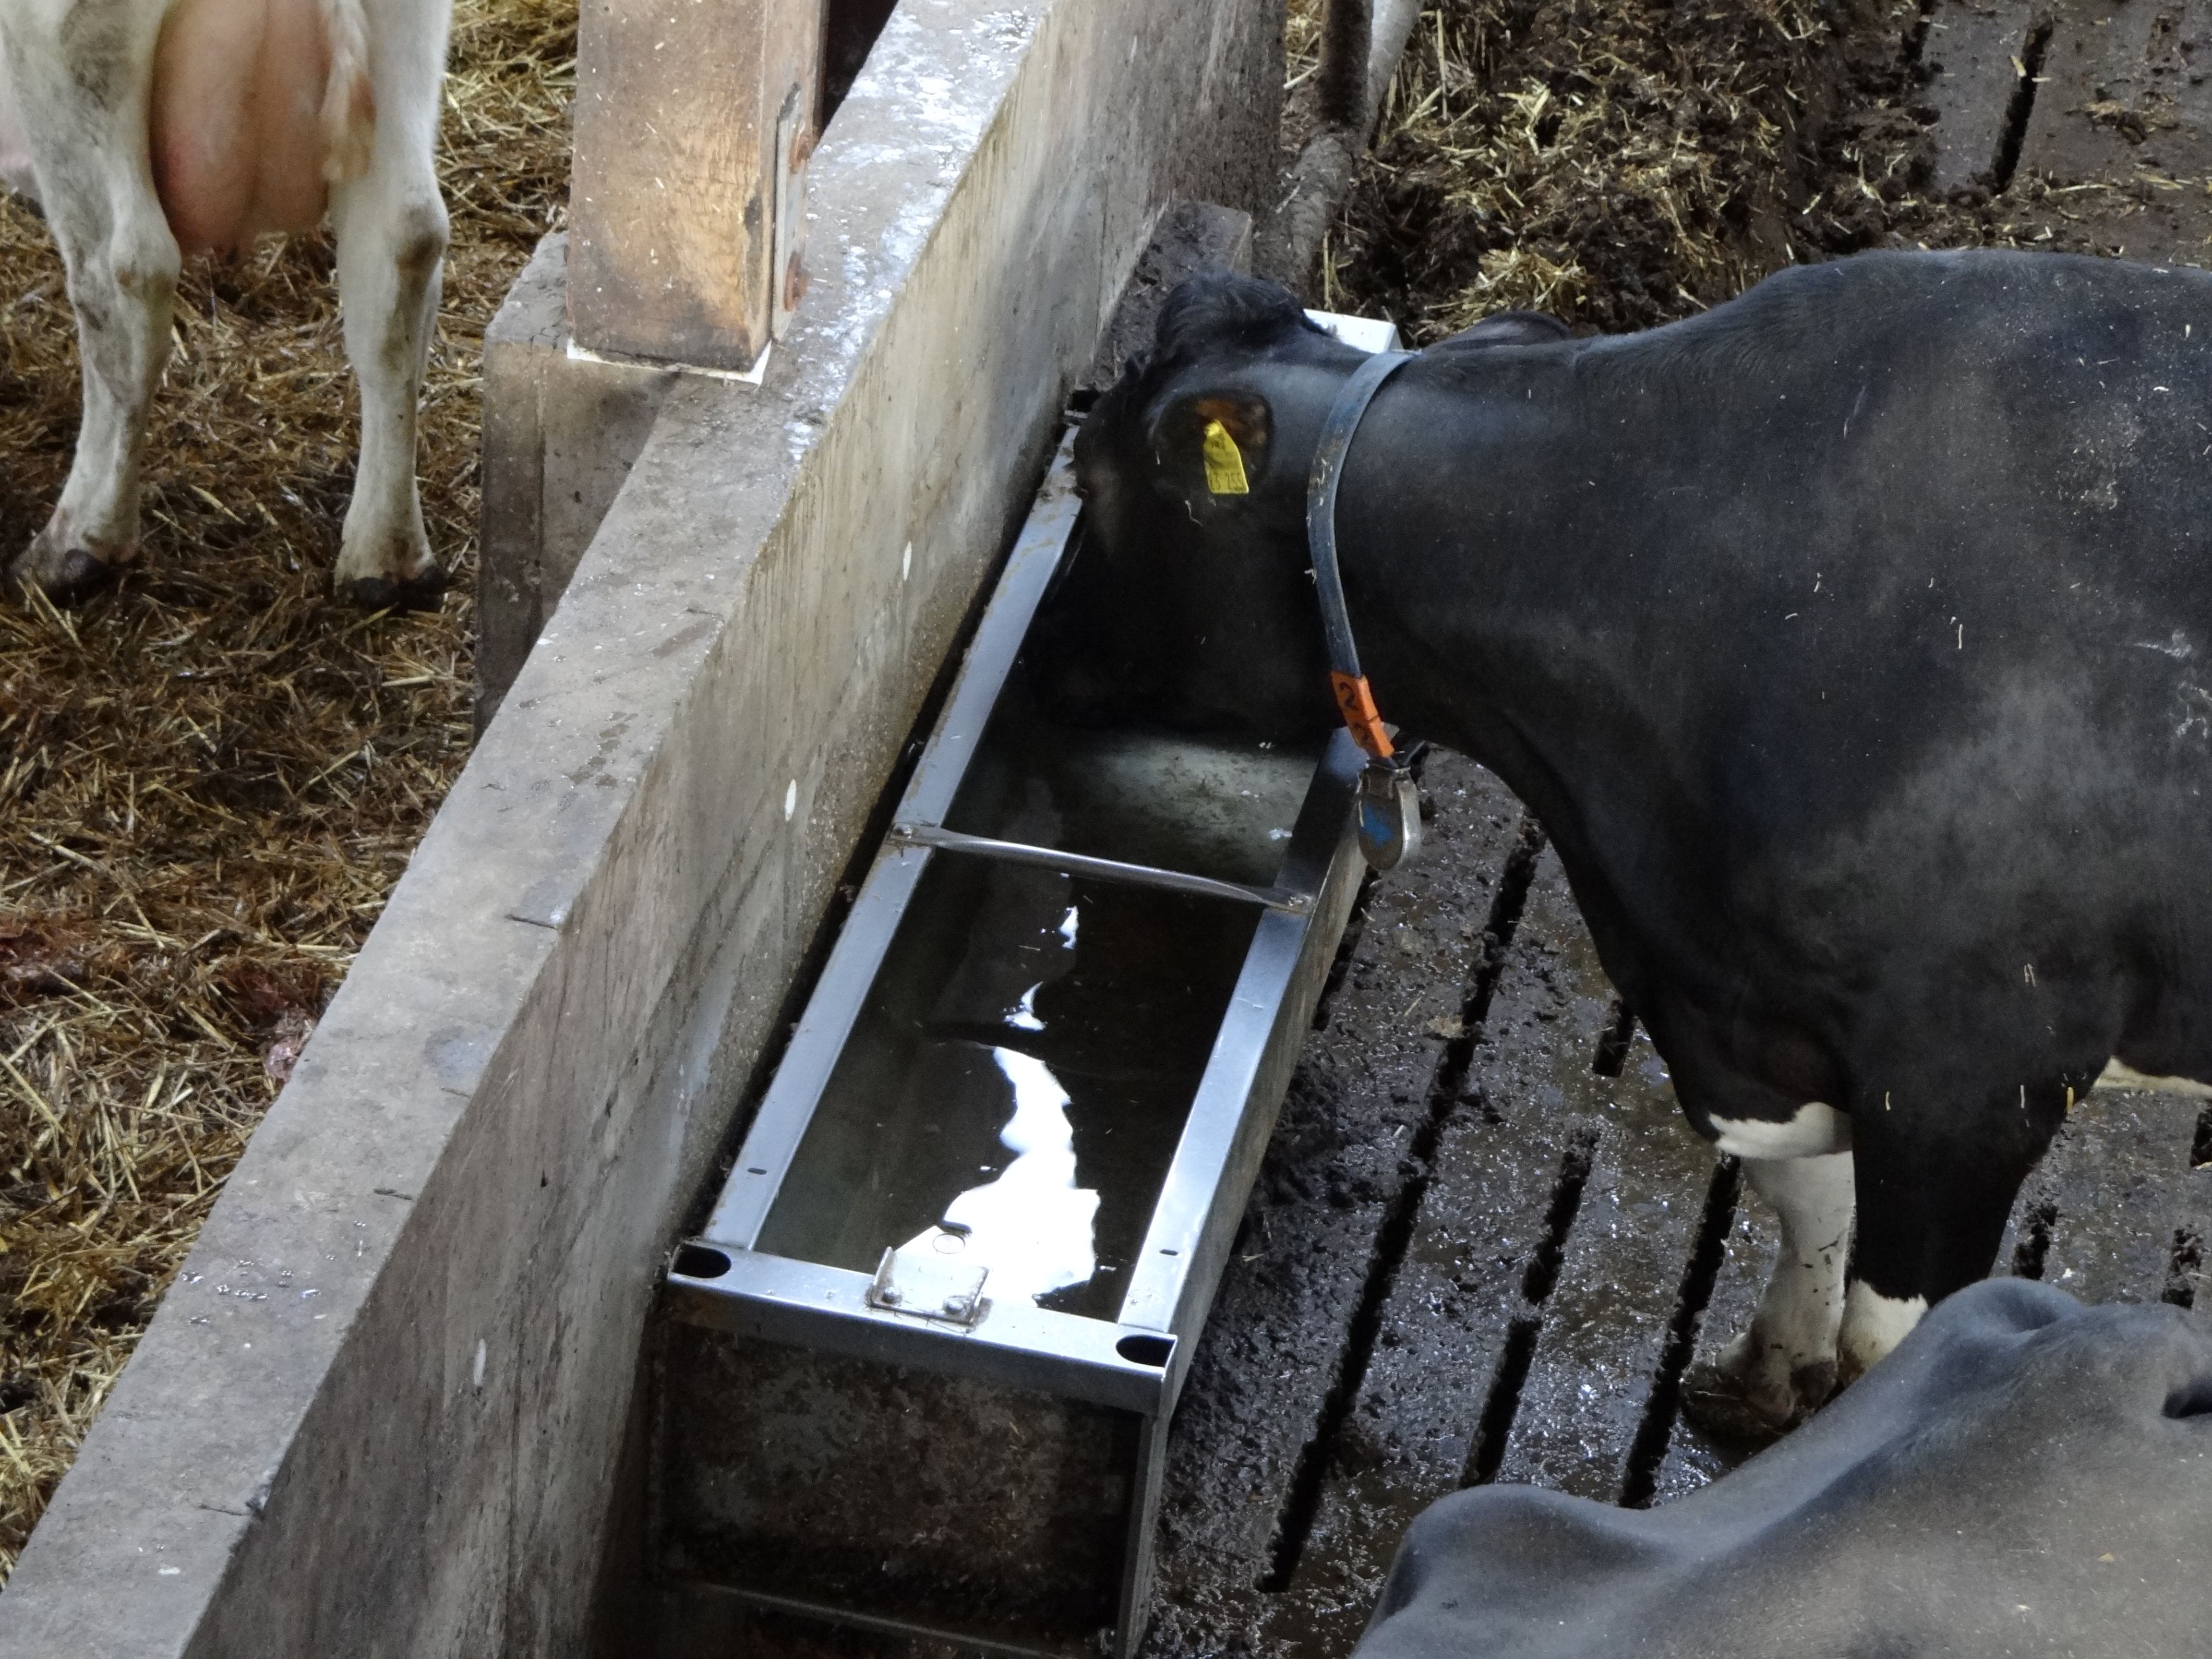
[
  {"x1": 1134, "y1": 7, "x2": 2212, "y2": 1643},
  {"x1": 1138, "y1": 748, "x2": 2212, "y2": 1659},
  {"x1": 703, "y1": 3, "x2": 2212, "y2": 1643}
]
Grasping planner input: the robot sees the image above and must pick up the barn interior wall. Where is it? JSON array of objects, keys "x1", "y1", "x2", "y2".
[{"x1": 0, "y1": 1, "x2": 1282, "y2": 1655}]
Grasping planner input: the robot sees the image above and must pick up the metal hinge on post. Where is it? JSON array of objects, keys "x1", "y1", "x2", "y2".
[{"x1": 771, "y1": 82, "x2": 811, "y2": 341}]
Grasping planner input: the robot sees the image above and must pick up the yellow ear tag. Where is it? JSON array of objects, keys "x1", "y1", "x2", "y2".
[{"x1": 1201, "y1": 418, "x2": 1250, "y2": 495}]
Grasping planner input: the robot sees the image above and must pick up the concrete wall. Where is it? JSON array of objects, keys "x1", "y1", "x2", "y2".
[
  {"x1": 0, "y1": 1, "x2": 1280, "y2": 1654},
  {"x1": 474, "y1": 263, "x2": 675, "y2": 731}
]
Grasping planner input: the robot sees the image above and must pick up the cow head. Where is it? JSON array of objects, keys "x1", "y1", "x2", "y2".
[
  {"x1": 1036, "y1": 271, "x2": 1569, "y2": 743},
  {"x1": 1032, "y1": 272, "x2": 1358, "y2": 743}
]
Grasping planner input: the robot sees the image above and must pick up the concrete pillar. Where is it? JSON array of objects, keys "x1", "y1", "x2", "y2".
[{"x1": 477, "y1": 235, "x2": 676, "y2": 730}]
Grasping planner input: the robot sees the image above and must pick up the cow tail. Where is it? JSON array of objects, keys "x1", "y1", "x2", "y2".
[{"x1": 318, "y1": 0, "x2": 376, "y2": 185}]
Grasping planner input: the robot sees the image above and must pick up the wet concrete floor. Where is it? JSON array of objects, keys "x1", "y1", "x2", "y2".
[
  {"x1": 1138, "y1": 747, "x2": 2212, "y2": 1659},
  {"x1": 679, "y1": 747, "x2": 2207, "y2": 1659},
  {"x1": 1926, "y1": 0, "x2": 2212, "y2": 258},
  {"x1": 1131, "y1": 1, "x2": 2212, "y2": 1641},
  {"x1": 687, "y1": 3, "x2": 2212, "y2": 1643}
]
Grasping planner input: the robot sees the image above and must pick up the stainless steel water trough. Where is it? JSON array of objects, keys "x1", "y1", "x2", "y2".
[{"x1": 658, "y1": 408, "x2": 1369, "y2": 1655}]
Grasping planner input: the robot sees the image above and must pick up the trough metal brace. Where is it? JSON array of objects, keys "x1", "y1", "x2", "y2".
[{"x1": 888, "y1": 821, "x2": 1314, "y2": 913}]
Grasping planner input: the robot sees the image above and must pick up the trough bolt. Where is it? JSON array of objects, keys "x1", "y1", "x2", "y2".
[{"x1": 879, "y1": 1287, "x2": 902, "y2": 1306}]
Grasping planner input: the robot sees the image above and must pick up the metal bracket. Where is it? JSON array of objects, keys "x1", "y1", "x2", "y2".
[
  {"x1": 770, "y1": 83, "x2": 810, "y2": 340},
  {"x1": 866, "y1": 1241, "x2": 991, "y2": 1328},
  {"x1": 888, "y1": 822, "x2": 1313, "y2": 914},
  {"x1": 1354, "y1": 759, "x2": 1421, "y2": 872}
]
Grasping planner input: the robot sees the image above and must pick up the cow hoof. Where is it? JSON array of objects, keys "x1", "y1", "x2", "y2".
[
  {"x1": 6, "y1": 546, "x2": 119, "y2": 608},
  {"x1": 1680, "y1": 1355, "x2": 1837, "y2": 1445},
  {"x1": 339, "y1": 565, "x2": 447, "y2": 614}
]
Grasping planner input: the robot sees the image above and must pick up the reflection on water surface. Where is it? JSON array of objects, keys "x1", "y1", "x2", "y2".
[
  {"x1": 904, "y1": 1046, "x2": 1100, "y2": 1304},
  {"x1": 757, "y1": 729, "x2": 1279, "y2": 1321}
]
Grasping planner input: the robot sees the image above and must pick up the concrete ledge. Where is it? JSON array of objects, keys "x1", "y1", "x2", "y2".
[
  {"x1": 475, "y1": 245, "x2": 677, "y2": 730},
  {"x1": 0, "y1": 1, "x2": 1279, "y2": 1654}
]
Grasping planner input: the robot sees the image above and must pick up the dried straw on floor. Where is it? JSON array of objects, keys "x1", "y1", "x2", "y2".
[
  {"x1": 1327, "y1": 0, "x2": 1832, "y2": 336},
  {"x1": 1322, "y1": 0, "x2": 2145, "y2": 345},
  {"x1": 0, "y1": 0, "x2": 575, "y2": 1576}
]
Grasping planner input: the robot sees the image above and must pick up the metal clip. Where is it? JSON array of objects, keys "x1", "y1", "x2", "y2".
[
  {"x1": 1354, "y1": 759, "x2": 1421, "y2": 872},
  {"x1": 867, "y1": 1242, "x2": 991, "y2": 1328}
]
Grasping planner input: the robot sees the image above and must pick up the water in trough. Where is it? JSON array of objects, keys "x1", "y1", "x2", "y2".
[{"x1": 754, "y1": 688, "x2": 1322, "y2": 1323}]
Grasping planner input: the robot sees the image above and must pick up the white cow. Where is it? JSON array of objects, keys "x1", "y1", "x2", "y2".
[{"x1": 0, "y1": 0, "x2": 450, "y2": 609}]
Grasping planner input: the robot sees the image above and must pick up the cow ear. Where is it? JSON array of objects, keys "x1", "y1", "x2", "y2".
[{"x1": 1151, "y1": 391, "x2": 1273, "y2": 502}]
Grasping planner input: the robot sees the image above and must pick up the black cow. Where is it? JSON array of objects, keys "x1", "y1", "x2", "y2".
[
  {"x1": 1356, "y1": 1279, "x2": 2212, "y2": 1659},
  {"x1": 1037, "y1": 250, "x2": 2212, "y2": 1429}
]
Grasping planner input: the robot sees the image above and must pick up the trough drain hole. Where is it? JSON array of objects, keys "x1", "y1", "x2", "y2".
[
  {"x1": 1619, "y1": 1156, "x2": 1742, "y2": 1509},
  {"x1": 1117, "y1": 1333, "x2": 1175, "y2": 1367},
  {"x1": 671, "y1": 1244, "x2": 733, "y2": 1280},
  {"x1": 1989, "y1": 20, "x2": 2053, "y2": 194},
  {"x1": 1462, "y1": 1128, "x2": 1601, "y2": 1488}
]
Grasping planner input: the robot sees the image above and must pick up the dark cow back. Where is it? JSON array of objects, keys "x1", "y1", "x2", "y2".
[{"x1": 1357, "y1": 1280, "x2": 2212, "y2": 1659}]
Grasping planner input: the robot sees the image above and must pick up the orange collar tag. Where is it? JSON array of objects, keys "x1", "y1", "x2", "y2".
[{"x1": 1330, "y1": 671, "x2": 1395, "y2": 759}]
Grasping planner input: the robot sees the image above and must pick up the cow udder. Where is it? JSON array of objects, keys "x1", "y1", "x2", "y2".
[{"x1": 150, "y1": 0, "x2": 375, "y2": 254}]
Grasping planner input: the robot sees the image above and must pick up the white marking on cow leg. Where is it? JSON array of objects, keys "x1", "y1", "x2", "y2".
[
  {"x1": 326, "y1": 11, "x2": 449, "y2": 596},
  {"x1": 1838, "y1": 1280, "x2": 1927, "y2": 1381},
  {"x1": 2096, "y1": 1058, "x2": 2212, "y2": 1098},
  {"x1": 2, "y1": 10, "x2": 177, "y2": 589},
  {"x1": 1711, "y1": 1152, "x2": 1854, "y2": 1424},
  {"x1": 1708, "y1": 1100, "x2": 1853, "y2": 1160}
]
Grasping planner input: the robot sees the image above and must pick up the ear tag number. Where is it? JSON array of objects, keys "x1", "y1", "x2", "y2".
[{"x1": 1202, "y1": 419, "x2": 1250, "y2": 495}]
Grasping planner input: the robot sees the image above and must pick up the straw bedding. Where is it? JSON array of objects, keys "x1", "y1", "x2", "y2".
[
  {"x1": 1324, "y1": 0, "x2": 2108, "y2": 342},
  {"x1": 0, "y1": 0, "x2": 2162, "y2": 1596},
  {"x1": 0, "y1": 0, "x2": 576, "y2": 1576}
]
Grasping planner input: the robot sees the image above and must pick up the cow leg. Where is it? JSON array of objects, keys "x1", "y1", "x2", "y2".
[
  {"x1": 1837, "y1": 1078, "x2": 2063, "y2": 1382},
  {"x1": 325, "y1": 28, "x2": 449, "y2": 613},
  {"x1": 1683, "y1": 1150, "x2": 1853, "y2": 1438},
  {"x1": 0, "y1": 12, "x2": 176, "y2": 604}
]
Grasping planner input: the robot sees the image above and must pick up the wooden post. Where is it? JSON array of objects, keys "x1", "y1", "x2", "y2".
[{"x1": 568, "y1": 0, "x2": 823, "y2": 370}]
